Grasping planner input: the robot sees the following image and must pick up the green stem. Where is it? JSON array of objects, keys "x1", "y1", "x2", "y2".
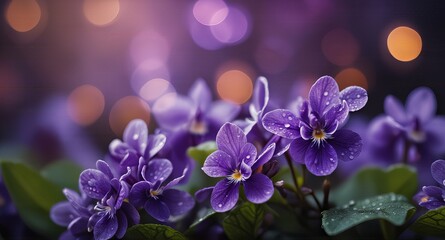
[
  {"x1": 401, "y1": 139, "x2": 411, "y2": 164},
  {"x1": 284, "y1": 152, "x2": 303, "y2": 199}
]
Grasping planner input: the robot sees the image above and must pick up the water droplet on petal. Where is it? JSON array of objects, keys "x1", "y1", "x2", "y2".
[
  {"x1": 287, "y1": 116, "x2": 293, "y2": 120},
  {"x1": 356, "y1": 94, "x2": 361, "y2": 98},
  {"x1": 349, "y1": 155, "x2": 354, "y2": 160},
  {"x1": 133, "y1": 134, "x2": 139, "y2": 140},
  {"x1": 326, "y1": 101, "x2": 330, "y2": 105},
  {"x1": 218, "y1": 204, "x2": 223, "y2": 208},
  {"x1": 178, "y1": 202, "x2": 183, "y2": 206},
  {"x1": 284, "y1": 123, "x2": 290, "y2": 128},
  {"x1": 324, "y1": 91, "x2": 329, "y2": 96}
]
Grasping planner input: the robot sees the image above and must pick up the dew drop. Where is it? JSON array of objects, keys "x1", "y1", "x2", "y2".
[
  {"x1": 377, "y1": 207, "x2": 381, "y2": 211},
  {"x1": 218, "y1": 204, "x2": 223, "y2": 208},
  {"x1": 282, "y1": 113, "x2": 286, "y2": 117},
  {"x1": 287, "y1": 116, "x2": 293, "y2": 120},
  {"x1": 349, "y1": 155, "x2": 354, "y2": 160},
  {"x1": 349, "y1": 200, "x2": 355, "y2": 205},
  {"x1": 284, "y1": 123, "x2": 290, "y2": 128},
  {"x1": 246, "y1": 155, "x2": 251, "y2": 159},
  {"x1": 178, "y1": 202, "x2": 183, "y2": 206},
  {"x1": 356, "y1": 94, "x2": 361, "y2": 98},
  {"x1": 324, "y1": 91, "x2": 329, "y2": 96},
  {"x1": 326, "y1": 101, "x2": 330, "y2": 105},
  {"x1": 133, "y1": 134, "x2": 139, "y2": 140}
]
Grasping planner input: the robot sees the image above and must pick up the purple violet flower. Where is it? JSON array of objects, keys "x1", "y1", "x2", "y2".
[
  {"x1": 79, "y1": 160, "x2": 140, "y2": 240},
  {"x1": 369, "y1": 87, "x2": 445, "y2": 163},
  {"x1": 262, "y1": 76, "x2": 367, "y2": 176},
  {"x1": 201, "y1": 122, "x2": 276, "y2": 212},
  {"x1": 128, "y1": 159, "x2": 195, "y2": 222},
  {"x1": 416, "y1": 159, "x2": 445, "y2": 210},
  {"x1": 50, "y1": 188, "x2": 95, "y2": 240}
]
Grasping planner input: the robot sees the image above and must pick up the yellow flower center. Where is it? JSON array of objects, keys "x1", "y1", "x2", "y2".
[
  {"x1": 313, "y1": 129, "x2": 326, "y2": 140},
  {"x1": 420, "y1": 196, "x2": 429, "y2": 203},
  {"x1": 189, "y1": 119, "x2": 208, "y2": 135},
  {"x1": 230, "y1": 169, "x2": 243, "y2": 182}
]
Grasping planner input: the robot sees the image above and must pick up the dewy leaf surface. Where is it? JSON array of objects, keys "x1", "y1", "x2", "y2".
[
  {"x1": 322, "y1": 193, "x2": 415, "y2": 236},
  {"x1": 223, "y1": 202, "x2": 265, "y2": 240},
  {"x1": 411, "y1": 206, "x2": 445, "y2": 237},
  {"x1": 124, "y1": 224, "x2": 187, "y2": 240}
]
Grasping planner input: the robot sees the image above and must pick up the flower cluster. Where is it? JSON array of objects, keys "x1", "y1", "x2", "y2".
[{"x1": 44, "y1": 75, "x2": 445, "y2": 239}]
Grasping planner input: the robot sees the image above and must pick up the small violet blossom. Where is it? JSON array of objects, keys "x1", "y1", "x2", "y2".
[
  {"x1": 50, "y1": 188, "x2": 94, "y2": 240},
  {"x1": 79, "y1": 160, "x2": 140, "y2": 240},
  {"x1": 369, "y1": 87, "x2": 445, "y2": 163},
  {"x1": 202, "y1": 122, "x2": 276, "y2": 212},
  {"x1": 415, "y1": 159, "x2": 445, "y2": 210},
  {"x1": 129, "y1": 159, "x2": 195, "y2": 222},
  {"x1": 262, "y1": 76, "x2": 367, "y2": 176}
]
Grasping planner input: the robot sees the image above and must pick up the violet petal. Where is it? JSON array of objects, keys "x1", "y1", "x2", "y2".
[
  {"x1": 115, "y1": 210, "x2": 128, "y2": 239},
  {"x1": 145, "y1": 198, "x2": 170, "y2": 222},
  {"x1": 384, "y1": 95, "x2": 408, "y2": 124},
  {"x1": 189, "y1": 78, "x2": 212, "y2": 111},
  {"x1": 123, "y1": 119, "x2": 148, "y2": 155},
  {"x1": 339, "y1": 86, "x2": 368, "y2": 112},
  {"x1": 146, "y1": 134, "x2": 167, "y2": 159},
  {"x1": 253, "y1": 76, "x2": 269, "y2": 113},
  {"x1": 406, "y1": 87, "x2": 436, "y2": 123},
  {"x1": 243, "y1": 174, "x2": 274, "y2": 204},
  {"x1": 207, "y1": 101, "x2": 241, "y2": 126},
  {"x1": 50, "y1": 201, "x2": 76, "y2": 226},
  {"x1": 239, "y1": 143, "x2": 257, "y2": 166},
  {"x1": 288, "y1": 138, "x2": 310, "y2": 164},
  {"x1": 79, "y1": 169, "x2": 111, "y2": 200},
  {"x1": 252, "y1": 143, "x2": 276, "y2": 171},
  {"x1": 202, "y1": 150, "x2": 235, "y2": 177},
  {"x1": 216, "y1": 123, "x2": 247, "y2": 159},
  {"x1": 195, "y1": 187, "x2": 214, "y2": 203},
  {"x1": 162, "y1": 189, "x2": 195, "y2": 216},
  {"x1": 329, "y1": 129, "x2": 362, "y2": 162},
  {"x1": 93, "y1": 215, "x2": 118, "y2": 240},
  {"x1": 309, "y1": 76, "x2": 341, "y2": 115},
  {"x1": 262, "y1": 109, "x2": 300, "y2": 139},
  {"x1": 304, "y1": 143, "x2": 338, "y2": 176},
  {"x1": 431, "y1": 160, "x2": 445, "y2": 186},
  {"x1": 121, "y1": 201, "x2": 140, "y2": 226},
  {"x1": 211, "y1": 179, "x2": 240, "y2": 212},
  {"x1": 144, "y1": 158, "x2": 172, "y2": 183},
  {"x1": 129, "y1": 181, "x2": 151, "y2": 208}
]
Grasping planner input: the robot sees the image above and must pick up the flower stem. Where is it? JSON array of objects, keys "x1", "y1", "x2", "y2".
[
  {"x1": 284, "y1": 152, "x2": 302, "y2": 195},
  {"x1": 401, "y1": 139, "x2": 411, "y2": 164}
]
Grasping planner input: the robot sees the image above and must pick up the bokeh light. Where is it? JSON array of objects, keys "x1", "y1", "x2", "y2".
[
  {"x1": 5, "y1": 0, "x2": 42, "y2": 32},
  {"x1": 216, "y1": 69, "x2": 253, "y2": 104},
  {"x1": 152, "y1": 92, "x2": 178, "y2": 114},
  {"x1": 130, "y1": 61, "x2": 171, "y2": 99},
  {"x1": 387, "y1": 26, "x2": 422, "y2": 62},
  {"x1": 255, "y1": 37, "x2": 293, "y2": 74},
  {"x1": 139, "y1": 78, "x2": 175, "y2": 102},
  {"x1": 210, "y1": 6, "x2": 250, "y2": 45},
  {"x1": 67, "y1": 84, "x2": 105, "y2": 126},
  {"x1": 335, "y1": 68, "x2": 368, "y2": 90},
  {"x1": 321, "y1": 28, "x2": 360, "y2": 66},
  {"x1": 193, "y1": 0, "x2": 228, "y2": 26},
  {"x1": 0, "y1": 62, "x2": 24, "y2": 108},
  {"x1": 109, "y1": 96, "x2": 151, "y2": 136},
  {"x1": 129, "y1": 31, "x2": 170, "y2": 66},
  {"x1": 83, "y1": 0, "x2": 120, "y2": 26}
]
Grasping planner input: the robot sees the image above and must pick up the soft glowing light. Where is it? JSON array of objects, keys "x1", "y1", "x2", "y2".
[
  {"x1": 129, "y1": 31, "x2": 170, "y2": 66},
  {"x1": 216, "y1": 70, "x2": 253, "y2": 104},
  {"x1": 210, "y1": 6, "x2": 250, "y2": 44},
  {"x1": 152, "y1": 92, "x2": 178, "y2": 113},
  {"x1": 6, "y1": 0, "x2": 42, "y2": 32},
  {"x1": 139, "y1": 78, "x2": 174, "y2": 102},
  {"x1": 130, "y1": 61, "x2": 171, "y2": 98},
  {"x1": 335, "y1": 68, "x2": 368, "y2": 90},
  {"x1": 255, "y1": 37, "x2": 293, "y2": 74},
  {"x1": 109, "y1": 96, "x2": 151, "y2": 136},
  {"x1": 189, "y1": 19, "x2": 224, "y2": 50},
  {"x1": 193, "y1": 0, "x2": 228, "y2": 26},
  {"x1": 387, "y1": 26, "x2": 422, "y2": 62},
  {"x1": 321, "y1": 28, "x2": 360, "y2": 66},
  {"x1": 83, "y1": 0, "x2": 120, "y2": 26},
  {"x1": 67, "y1": 84, "x2": 105, "y2": 126}
]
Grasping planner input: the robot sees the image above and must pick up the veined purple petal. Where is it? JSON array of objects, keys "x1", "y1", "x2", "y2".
[
  {"x1": 79, "y1": 169, "x2": 111, "y2": 199},
  {"x1": 243, "y1": 174, "x2": 274, "y2": 204},
  {"x1": 96, "y1": 160, "x2": 114, "y2": 180},
  {"x1": 68, "y1": 217, "x2": 88, "y2": 236},
  {"x1": 120, "y1": 151, "x2": 139, "y2": 167},
  {"x1": 146, "y1": 134, "x2": 167, "y2": 159},
  {"x1": 109, "y1": 139, "x2": 132, "y2": 159},
  {"x1": 115, "y1": 182, "x2": 129, "y2": 210},
  {"x1": 262, "y1": 109, "x2": 300, "y2": 139},
  {"x1": 288, "y1": 138, "x2": 310, "y2": 164},
  {"x1": 253, "y1": 76, "x2": 269, "y2": 113},
  {"x1": 93, "y1": 215, "x2": 118, "y2": 240},
  {"x1": 202, "y1": 150, "x2": 236, "y2": 177},
  {"x1": 240, "y1": 143, "x2": 257, "y2": 166},
  {"x1": 59, "y1": 230, "x2": 76, "y2": 240},
  {"x1": 115, "y1": 211, "x2": 128, "y2": 239},
  {"x1": 211, "y1": 179, "x2": 240, "y2": 212},
  {"x1": 419, "y1": 198, "x2": 445, "y2": 210},
  {"x1": 129, "y1": 181, "x2": 151, "y2": 208},
  {"x1": 324, "y1": 118, "x2": 339, "y2": 135},
  {"x1": 339, "y1": 86, "x2": 368, "y2": 112},
  {"x1": 207, "y1": 101, "x2": 241, "y2": 125},
  {"x1": 406, "y1": 87, "x2": 436, "y2": 123},
  {"x1": 309, "y1": 76, "x2": 341, "y2": 115},
  {"x1": 329, "y1": 129, "x2": 362, "y2": 162},
  {"x1": 189, "y1": 78, "x2": 212, "y2": 111},
  {"x1": 304, "y1": 143, "x2": 338, "y2": 176},
  {"x1": 50, "y1": 201, "x2": 76, "y2": 226},
  {"x1": 63, "y1": 189, "x2": 90, "y2": 218},
  {"x1": 216, "y1": 123, "x2": 247, "y2": 159},
  {"x1": 144, "y1": 158, "x2": 172, "y2": 183},
  {"x1": 123, "y1": 119, "x2": 148, "y2": 155},
  {"x1": 163, "y1": 167, "x2": 189, "y2": 190},
  {"x1": 298, "y1": 100, "x2": 310, "y2": 126},
  {"x1": 121, "y1": 201, "x2": 140, "y2": 226},
  {"x1": 252, "y1": 143, "x2": 276, "y2": 171},
  {"x1": 384, "y1": 95, "x2": 408, "y2": 124},
  {"x1": 163, "y1": 189, "x2": 195, "y2": 216},
  {"x1": 195, "y1": 187, "x2": 214, "y2": 203},
  {"x1": 145, "y1": 198, "x2": 170, "y2": 222},
  {"x1": 431, "y1": 160, "x2": 445, "y2": 186},
  {"x1": 325, "y1": 100, "x2": 349, "y2": 127}
]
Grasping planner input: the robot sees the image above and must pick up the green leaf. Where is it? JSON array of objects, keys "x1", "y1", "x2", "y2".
[
  {"x1": 187, "y1": 141, "x2": 217, "y2": 165},
  {"x1": 1, "y1": 162, "x2": 65, "y2": 238},
  {"x1": 188, "y1": 207, "x2": 216, "y2": 230},
  {"x1": 223, "y1": 202, "x2": 265, "y2": 240},
  {"x1": 331, "y1": 164, "x2": 417, "y2": 205},
  {"x1": 321, "y1": 193, "x2": 415, "y2": 236},
  {"x1": 41, "y1": 160, "x2": 83, "y2": 190},
  {"x1": 410, "y1": 206, "x2": 445, "y2": 237},
  {"x1": 124, "y1": 224, "x2": 187, "y2": 240}
]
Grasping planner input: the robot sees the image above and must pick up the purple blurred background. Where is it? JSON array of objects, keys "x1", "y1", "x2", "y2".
[{"x1": 1, "y1": 0, "x2": 445, "y2": 163}]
